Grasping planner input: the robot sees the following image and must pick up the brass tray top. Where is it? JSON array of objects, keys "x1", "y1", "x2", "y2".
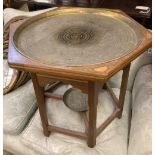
[{"x1": 13, "y1": 7, "x2": 144, "y2": 67}]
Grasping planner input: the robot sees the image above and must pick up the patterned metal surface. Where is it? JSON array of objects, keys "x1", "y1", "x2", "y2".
[
  {"x1": 58, "y1": 26, "x2": 95, "y2": 45},
  {"x1": 13, "y1": 8, "x2": 143, "y2": 66}
]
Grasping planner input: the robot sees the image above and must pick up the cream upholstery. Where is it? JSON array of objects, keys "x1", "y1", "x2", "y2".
[
  {"x1": 128, "y1": 65, "x2": 152, "y2": 155},
  {"x1": 3, "y1": 80, "x2": 37, "y2": 135},
  {"x1": 21, "y1": 89, "x2": 131, "y2": 155},
  {"x1": 108, "y1": 51, "x2": 152, "y2": 91},
  {"x1": 4, "y1": 133, "x2": 40, "y2": 155}
]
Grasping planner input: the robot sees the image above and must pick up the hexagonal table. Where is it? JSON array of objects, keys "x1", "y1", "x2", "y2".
[{"x1": 8, "y1": 7, "x2": 152, "y2": 148}]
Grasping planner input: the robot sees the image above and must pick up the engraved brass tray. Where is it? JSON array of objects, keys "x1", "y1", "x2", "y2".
[{"x1": 13, "y1": 7, "x2": 143, "y2": 66}]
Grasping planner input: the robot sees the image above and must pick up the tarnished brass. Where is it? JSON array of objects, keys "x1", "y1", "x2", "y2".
[{"x1": 13, "y1": 7, "x2": 143, "y2": 66}]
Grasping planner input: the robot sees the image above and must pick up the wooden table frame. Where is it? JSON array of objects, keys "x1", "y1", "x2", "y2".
[
  {"x1": 30, "y1": 63, "x2": 130, "y2": 147},
  {"x1": 8, "y1": 8, "x2": 152, "y2": 148}
]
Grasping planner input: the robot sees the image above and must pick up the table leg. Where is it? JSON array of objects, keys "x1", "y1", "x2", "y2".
[
  {"x1": 118, "y1": 64, "x2": 131, "y2": 118},
  {"x1": 31, "y1": 73, "x2": 50, "y2": 136},
  {"x1": 87, "y1": 81, "x2": 98, "y2": 148}
]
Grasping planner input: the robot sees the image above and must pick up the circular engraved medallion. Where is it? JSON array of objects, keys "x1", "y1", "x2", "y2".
[{"x1": 58, "y1": 26, "x2": 95, "y2": 45}]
